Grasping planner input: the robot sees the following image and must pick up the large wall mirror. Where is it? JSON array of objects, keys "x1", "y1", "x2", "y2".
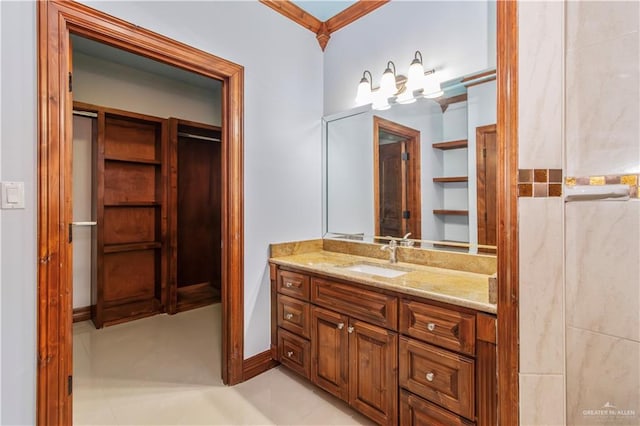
[{"x1": 323, "y1": 70, "x2": 497, "y2": 254}]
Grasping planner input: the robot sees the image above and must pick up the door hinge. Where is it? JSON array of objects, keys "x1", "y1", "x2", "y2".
[
  {"x1": 68, "y1": 223, "x2": 73, "y2": 243},
  {"x1": 403, "y1": 210, "x2": 410, "y2": 219},
  {"x1": 401, "y1": 152, "x2": 409, "y2": 161},
  {"x1": 68, "y1": 73, "x2": 73, "y2": 92},
  {"x1": 67, "y1": 375, "x2": 73, "y2": 395},
  {"x1": 483, "y1": 147, "x2": 486, "y2": 158}
]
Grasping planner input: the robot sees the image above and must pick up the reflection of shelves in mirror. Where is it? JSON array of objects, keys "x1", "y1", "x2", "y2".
[
  {"x1": 432, "y1": 139, "x2": 468, "y2": 150},
  {"x1": 105, "y1": 155, "x2": 161, "y2": 165},
  {"x1": 433, "y1": 176, "x2": 468, "y2": 183},
  {"x1": 433, "y1": 209, "x2": 469, "y2": 216}
]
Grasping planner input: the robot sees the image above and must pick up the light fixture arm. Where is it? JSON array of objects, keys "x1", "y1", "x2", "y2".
[{"x1": 360, "y1": 70, "x2": 373, "y2": 87}]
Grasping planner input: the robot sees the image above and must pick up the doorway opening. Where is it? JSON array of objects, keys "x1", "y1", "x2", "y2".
[
  {"x1": 373, "y1": 116, "x2": 422, "y2": 239},
  {"x1": 38, "y1": 2, "x2": 244, "y2": 424}
]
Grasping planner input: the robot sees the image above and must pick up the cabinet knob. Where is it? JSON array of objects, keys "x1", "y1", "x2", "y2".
[
  {"x1": 285, "y1": 281, "x2": 293, "y2": 288},
  {"x1": 427, "y1": 322, "x2": 436, "y2": 331},
  {"x1": 337, "y1": 322, "x2": 344, "y2": 330},
  {"x1": 285, "y1": 313, "x2": 293, "y2": 320},
  {"x1": 286, "y1": 351, "x2": 294, "y2": 358},
  {"x1": 348, "y1": 326, "x2": 355, "y2": 333},
  {"x1": 426, "y1": 372, "x2": 435, "y2": 382}
]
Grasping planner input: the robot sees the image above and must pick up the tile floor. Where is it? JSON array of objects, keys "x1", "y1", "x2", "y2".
[{"x1": 73, "y1": 304, "x2": 374, "y2": 425}]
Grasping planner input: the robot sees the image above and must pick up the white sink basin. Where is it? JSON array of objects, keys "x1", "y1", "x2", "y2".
[{"x1": 342, "y1": 262, "x2": 408, "y2": 278}]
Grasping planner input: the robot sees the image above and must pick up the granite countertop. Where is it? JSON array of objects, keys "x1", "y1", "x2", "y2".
[{"x1": 270, "y1": 249, "x2": 496, "y2": 314}]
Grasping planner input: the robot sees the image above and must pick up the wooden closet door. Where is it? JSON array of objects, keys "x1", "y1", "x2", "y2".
[{"x1": 94, "y1": 107, "x2": 167, "y2": 328}]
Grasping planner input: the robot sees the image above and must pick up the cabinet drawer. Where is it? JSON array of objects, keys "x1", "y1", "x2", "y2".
[
  {"x1": 277, "y1": 270, "x2": 310, "y2": 300},
  {"x1": 400, "y1": 299, "x2": 475, "y2": 355},
  {"x1": 278, "y1": 328, "x2": 310, "y2": 379},
  {"x1": 399, "y1": 337, "x2": 475, "y2": 419},
  {"x1": 277, "y1": 294, "x2": 310, "y2": 339},
  {"x1": 311, "y1": 278, "x2": 398, "y2": 330},
  {"x1": 400, "y1": 390, "x2": 474, "y2": 426}
]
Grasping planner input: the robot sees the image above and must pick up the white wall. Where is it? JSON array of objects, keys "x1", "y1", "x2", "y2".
[
  {"x1": 0, "y1": 2, "x2": 37, "y2": 424},
  {"x1": 323, "y1": 0, "x2": 494, "y2": 115},
  {"x1": 73, "y1": 52, "x2": 222, "y2": 125},
  {"x1": 1, "y1": 1, "x2": 323, "y2": 423}
]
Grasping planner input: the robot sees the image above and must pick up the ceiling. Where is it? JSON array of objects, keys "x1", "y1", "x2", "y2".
[
  {"x1": 291, "y1": 1, "x2": 357, "y2": 21},
  {"x1": 71, "y1": 34, "x2": 221, "y2": 91}
]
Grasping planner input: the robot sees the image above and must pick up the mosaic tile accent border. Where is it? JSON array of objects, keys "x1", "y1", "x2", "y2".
[
  {"x1": 518, "y1": 169, "x2": 563, "y2": 197},
  {"x1": 565, "y1": 173, "x2": 640, "y2": 198}
]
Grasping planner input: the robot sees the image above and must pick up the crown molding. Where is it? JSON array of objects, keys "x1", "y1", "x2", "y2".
[{"x1": 259, "y1": 0, "x2": 389, "y2": 51}]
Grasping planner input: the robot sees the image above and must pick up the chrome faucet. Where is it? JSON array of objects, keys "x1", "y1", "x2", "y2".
[
  {"x1": 381, "y1": 238, "x2": 398, "y2": 263},
  {"x1": 400, "y1": 232, "x2": 414, "y2": 247}
]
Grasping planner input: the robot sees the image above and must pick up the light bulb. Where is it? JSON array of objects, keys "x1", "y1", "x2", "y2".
[
  {"x1": 406, "y1": 59, "x2": 425, "y2": 91},
  {"x1": 355, "y1": 78, "x2": 372, "y2": 105},
  {"x1": 372, "y1": 91, "x2": 391, "y2": 110},
  {"x1": 423, "y1": 72, "x2": 443, "y2": 99},
  {"x1": 380, "y1": 68, "x2": 397, "y2": 97},
  {"x1": 396, "y1": 87, "x2": 416, "y2": 104}
]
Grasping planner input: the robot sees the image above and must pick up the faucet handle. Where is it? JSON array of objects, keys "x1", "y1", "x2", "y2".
[{"x1": 400, "y1": 232, "x2": 414, "y2": 247}]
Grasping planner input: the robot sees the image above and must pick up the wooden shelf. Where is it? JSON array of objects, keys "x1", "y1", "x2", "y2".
[
  {"x1": 432, "y1": 139, "x2": 468, "y2": 150},
  {"x1": 433, "y1": 176, "x2": 468, "y2": 183},
  {"x1": 104, "y1": 242, "x2": 162, "y2": 254},
  {"x1": 433, "y1": 209, "x2": 469, "y2": 216},
  {"x1": 104, "y1": 201, "x2": 160, "y2": 207},
  {"x1": 105, "y1": 155, "x2": 161, "y2": 165}
]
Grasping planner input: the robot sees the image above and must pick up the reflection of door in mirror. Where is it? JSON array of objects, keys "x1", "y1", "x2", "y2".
[
  {"x1": 373, "y1": 116, "x2": 421, "y2": 239},
  {"x1": 476, "y1": 124, "x2": 497, "y2": 253}
]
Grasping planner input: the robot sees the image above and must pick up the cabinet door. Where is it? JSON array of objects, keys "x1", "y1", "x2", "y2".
[
  {"x1": 311, "y1": 306, "x2": 349, "y2": 401},
  {"x1": 348, "y1": 319, "x2": 398, "y2": 426}
]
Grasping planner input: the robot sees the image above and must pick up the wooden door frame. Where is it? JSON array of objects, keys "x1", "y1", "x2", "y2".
[
  {"x1": 496, "y1": 1, "x2": 519, "y2": 424},
  {"x1": 372, "y1": 115, "x2": 422, "y2": 239},
  {"x1": 37, "y1": 1, "x2": 244, "y2": 424}
]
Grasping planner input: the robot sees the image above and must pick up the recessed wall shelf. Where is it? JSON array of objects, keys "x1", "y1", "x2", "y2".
[
  {"x1": 433, "y1": 176, "x2": 468, "y2": 183},
  {"x1": 433, "y1": 209, "x2": 469, "y2": 216},
  {"x1": 432, "y1": 139, "x2": 468, "y2": 150}
]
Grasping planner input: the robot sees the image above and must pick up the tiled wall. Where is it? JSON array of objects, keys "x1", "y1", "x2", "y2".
[
  {"x1": 564, "y1": 1, "x2": 639, "y2": 425},
  {"x1": 518, "y1": 2, "x2": 639, "y2": 426},
  {"x1": 517, "y1": 2, "x2": 566, "y2": 425}
]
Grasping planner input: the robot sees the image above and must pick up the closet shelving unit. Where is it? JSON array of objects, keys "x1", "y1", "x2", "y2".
[{"x1": 432, "y1": 138, "x2": 469, "y2": 218}]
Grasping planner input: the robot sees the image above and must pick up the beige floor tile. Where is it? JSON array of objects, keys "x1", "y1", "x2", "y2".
[{"x1": 73, "y1": 304, "x2": 372, "y2": 425}]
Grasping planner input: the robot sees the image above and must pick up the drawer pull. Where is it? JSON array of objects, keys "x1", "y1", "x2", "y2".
[
  {"x1": 427, "y1": 322, "x2": 436, "y2": 331},
  {"x1": 337, "y1": 322, "x2": 344, "y2": 330},
  {"x1": 286, "y1": 351, "x2": 294, "y2": 358},
  {"x1": 285, "y1": 281, "x2": 293, "y2": 288},
  {"x1": 426, "y1": 372, "x2": 435, "y2": 382},
  {"x1": 348, "y1": 326, "x2": 355, "y2": 334},
  {"x1": 285, "y1": 313, "x2": 293, "y2": 320}
]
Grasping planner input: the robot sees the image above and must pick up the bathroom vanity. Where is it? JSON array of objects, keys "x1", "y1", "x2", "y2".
[{"x1": 270, "y1": 239, "x2": 497, "y2": 425}]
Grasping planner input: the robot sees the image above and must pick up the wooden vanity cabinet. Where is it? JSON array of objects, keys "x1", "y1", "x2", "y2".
[{"x1": 270, "y1": 264, "x2": 496, "y2": 426}]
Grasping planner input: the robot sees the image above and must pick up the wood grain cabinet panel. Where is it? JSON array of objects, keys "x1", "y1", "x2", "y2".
[
  {"x1": 104, "y1": 162, "x2": 159, "y2": 204},
  {"x1": 399, "y1": 336, "x2": 475, "y2": 419},
  {"x1": 103, "y1": 207, "x2": 157, "y2": 244},
  {"x1": 311, "y1": 277, "x2": 398, "y2": 330},
  {"x1": 349, "y1": 319, "x2": 398, "y2": 426},
  {"x1": 400, "y1": 299, "x2": 475, "y2": 355},
  {"x1": 277, "y1": 270, "x2": 310, "y2": 300},
  {"x1": 277, "y1": 294, "x2": 310, "y2": 339},
  {"x1": 311, "y1": 306, "x2": 349, "y2": 401},
  {"x1": 278, "y1": 329, "x2": 310, "y2": 379},
  {"x1": 400, "y1": 390, "x2": 474, "y2": 426}
]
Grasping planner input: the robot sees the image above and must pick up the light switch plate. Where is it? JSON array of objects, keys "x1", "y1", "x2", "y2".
[{"x1": 1, "y1": 182, "x2": 25, "y2": 209}]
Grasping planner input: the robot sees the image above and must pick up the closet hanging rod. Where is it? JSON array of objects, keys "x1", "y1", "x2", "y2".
[
  {"x1": 177, "y1": 132, "x2": 221, "y2": 142},
  {"x1": 72, "y1": 110, "x2": 98, "y2": 118}
]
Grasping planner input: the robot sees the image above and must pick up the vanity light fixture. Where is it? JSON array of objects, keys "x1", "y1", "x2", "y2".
[{"x1": 355, "y1": 50, "x2": 443, "y2": 108}]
